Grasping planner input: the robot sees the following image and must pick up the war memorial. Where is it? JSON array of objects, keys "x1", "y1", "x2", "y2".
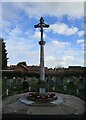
[{"x1": 2, "y1": 17, "x2": 85, "y2": 119}]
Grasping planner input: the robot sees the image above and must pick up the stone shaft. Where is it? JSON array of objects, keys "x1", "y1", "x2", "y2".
[{"x1": 39, "y1": 42, "x2": 45, "y2": 81}]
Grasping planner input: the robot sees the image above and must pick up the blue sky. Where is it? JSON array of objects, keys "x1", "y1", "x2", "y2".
[{"x1": 0, "y1": 1, "x2": 85, "y2": 68}]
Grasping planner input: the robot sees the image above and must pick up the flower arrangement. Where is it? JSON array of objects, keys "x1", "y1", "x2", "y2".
[{"x1": 27, "y1": 92, "x2": 57, "y2": 101}]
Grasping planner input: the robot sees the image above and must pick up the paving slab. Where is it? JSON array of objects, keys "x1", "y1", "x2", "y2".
[
  {"x1": 51, "y1": 96, "x2": 65, "y2": 105},
  {"x1": 2, "y1": 92, "x2": 85, "y2": 115},
  {"x1": 19, "y1": 96, "x2": 34, "y2": 105},
  {"x1": 26, "y1": 104, "x2": 77, "y2": 115}
]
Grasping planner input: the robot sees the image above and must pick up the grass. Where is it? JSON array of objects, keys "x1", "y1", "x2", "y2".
[
  {"x1": 2, "y1": 78, "x2": 86, "y2": 102},
  {"x1": 2, "y1": 78, "x2": 38, "y2": 98},
  {"x1": 53, "y1": 82, "x2": 86, "y2": 102},
  {"x1": 2, "y1": 80, "x2": 23, "y2": 99}
]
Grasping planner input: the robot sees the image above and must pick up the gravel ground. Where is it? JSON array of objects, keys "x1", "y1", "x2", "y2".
[{"x1": 2, "y1": 92, "x2": 85, "y2": 115}]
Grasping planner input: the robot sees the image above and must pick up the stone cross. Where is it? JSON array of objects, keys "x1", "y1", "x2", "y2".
[{"x1": 34, "y1": 17, "x2": 49, "y2": 94}]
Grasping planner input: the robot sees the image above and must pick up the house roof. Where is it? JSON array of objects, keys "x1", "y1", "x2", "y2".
[{"x1": 18, "y1": 64, "x2": 29, "y2": 71}]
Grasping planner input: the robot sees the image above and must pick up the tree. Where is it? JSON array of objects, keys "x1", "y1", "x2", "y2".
[{"x1": 0, "y1": 38, "x2": 8, "y2": 69}]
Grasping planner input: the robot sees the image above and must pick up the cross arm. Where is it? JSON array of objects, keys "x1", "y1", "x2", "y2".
[
  {"x1": 34, "y1": 23, "x2": 50, "y2": 28},
  {"x1": 43, "y1": 24, "x2": 49, "y2": 28},
  {"x1": 34, "y1": 23, "x2": 41, "y2": 28}
]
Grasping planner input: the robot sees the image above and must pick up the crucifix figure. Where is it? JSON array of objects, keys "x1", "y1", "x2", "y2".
[{"x1": 34, "y1": 17, "x2": 49, "y2": 94}]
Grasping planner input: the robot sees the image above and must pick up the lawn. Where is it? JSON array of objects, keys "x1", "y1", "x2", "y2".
[{"x1": 2, "y1": 77, "x2": 86, "y2": 102}]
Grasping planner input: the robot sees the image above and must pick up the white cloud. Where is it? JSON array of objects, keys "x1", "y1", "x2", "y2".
[
  {"x1": 78, "y1": 31, "x2": 84, "y2": 37},
  {"x1": 7, "y1": 26, "x2": 22, "y2": 38},
  {"x1": 65, "y1": 54, "x2": 82, "y2": 67},
  {"x1": 50, "y1": 23, "x2": 67, "y2": 34},
  {"x1": 33, "y1": 30, "x2": 46, "y2": 39},
  {"x1": 59, "y1": 55, "x2": 75, "y2": 67},
  {"x1": 45, "y1": 40, "x2": 75, "y2": 67},
  {"x1": 45, "y1": 39, "x2": 71, "y2": 57},
  {"x1": 77, "y1": 39, "x2": 84, "y2": 44},
  {"x1": 5, "y1": 2, "x2": 84, "y2": 19},
  {"x1": 45, "y1": 56, "x2": 56, "y2": 62},
  {"x1": 33, "y1": 31, "x2": 40, "y2": 38},
  {"x1": 76, "y1": 39, "x2": 84, "y2": 49},
  {"x1": 52, "y1": 40, "x2": 70, "y2": 48},
  {"x1": 50, "y1": 23, "x2": 78, "y2": 36},
  {"x1": 65, "y1": 27, "x2": 78, "y2": 36},
  {"x1": 45, "y1": 52, "x2": 84, "y2": 68},
  {"x1": 2, "y1": 20, "x2": 11, "y2": 31},
  {"x1": 44, "y1": 38, "x2": 84, "y2": 67},
  {"x1": 45, "y1": 55, "x2": 74, "y2": 68},
  {"x1": 63, "y1": 55, "x2": 74, "y2": 61},
  {"x1": 5, "y1": 26, "x2": 39, "y2": 65}
]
